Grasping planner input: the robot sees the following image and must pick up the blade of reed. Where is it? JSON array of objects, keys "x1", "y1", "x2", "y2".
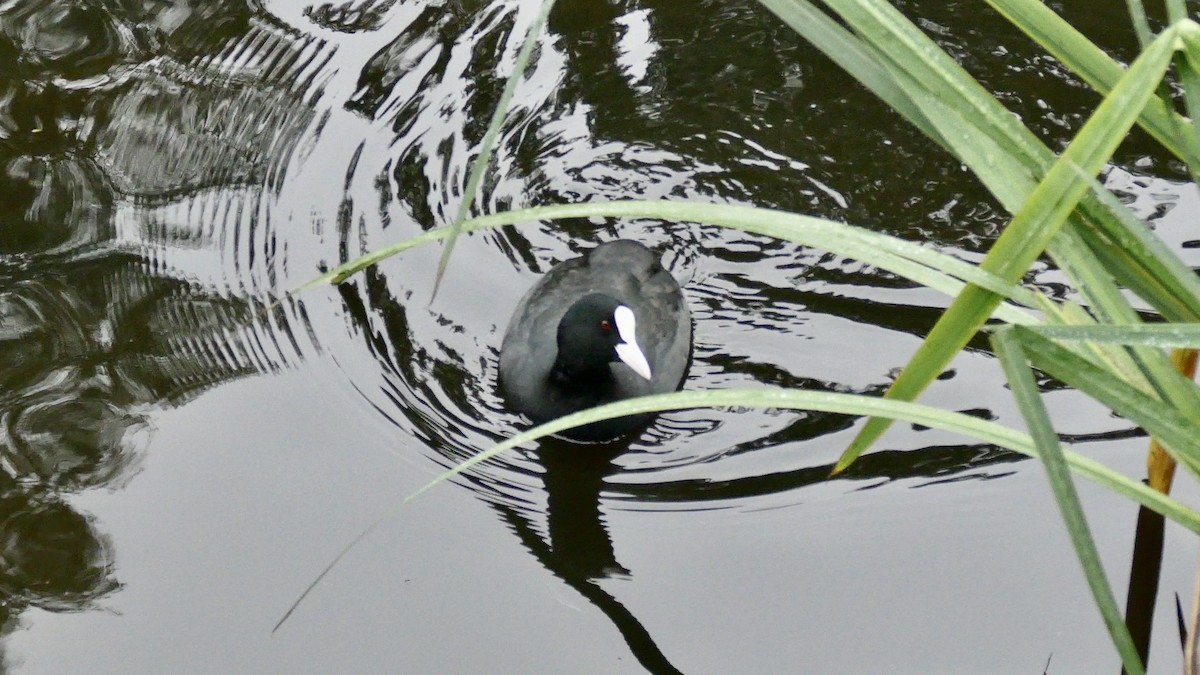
[
  {"x1": 868, "y1": 23, "x2": 1200, "y2": 411},
  {"x1": 970, "y1": 7, "x2": 1200, "y2": 321},
  {"x1": 803, "y1": 0, "x2": 1200, "y2": 322},
  {"x1": 1125, "y1": 0, "x2": 1153, "y2": 48},
  {"x1": 430, "y1": 0, "x2": 558, "y2": 300},
  {"x1": 881, "y1": 43, "x2": 1199, "y2": 344},
  {"x1": 751, "y1": 0, "x2": 947, "y2": 148},
  {"x1": 818, "y1": 0, "x2": 1057, "y2": 176},
  {"x1": 1032, "y1": 299, "x2": 1157, "y2": 396},
  {"x1": 1177, "y1": 22, "x2": 1200, "y2": 180},
  {"x1": 437, "y1": 389, "x2": 1200, "y2": 531},
  {"x1": 1013, "y1": 326, "x2": 1200, "y2": 475},
  {"x1": 774, "y1": 3, "x2": 1200, "y2": 329},
  {"x1": 1018, "y1": 324, "x2": 1200, "y2": 348},
  {"x1": 1079, "y1": 181, "x2": 1200, "y2": 322},
  {"x1": 273, "y1": 387, "x2": 1200, "y2": 632},
  {"x1": 700, "y1": 1, "x2": 1200, "y2": 375},
  {"x1": 292, "y1": 200, "x2": 1039, "y2": 321},
  {"x1": 835, "y1": 24, "x2": 1179, "y2": 473},
  {"x1": 985, "y1": 0, "x2": 1199, "y2": 166},
  {"x1": 800, "y1": 0, "x2": 1173, "y2": 428},
  {"x1": 1081, "y1": 228, "x2": 1200, "y2": 324},
  {"x1": 818, "y1": 1, "x2": 1200, "y2": 325},
  {"x1": 1047, "y1": 225, "x2": 1200, "y2": 442},
  {"x1": 892, "y1": 56, "x2": 1200, "y2": 408},
  {"x1": 993, "y1": 329, "x2": 1145, "y2": 675}
]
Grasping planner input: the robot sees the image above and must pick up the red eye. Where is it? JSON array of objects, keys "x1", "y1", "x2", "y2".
[{"x1": 600, "y1": 319, "x2": 613, "y2": 331}]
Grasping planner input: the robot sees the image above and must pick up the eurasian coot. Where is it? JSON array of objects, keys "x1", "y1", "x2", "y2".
[{"x1": 499, "y1": 240, "x2": 691, "y2": 441}]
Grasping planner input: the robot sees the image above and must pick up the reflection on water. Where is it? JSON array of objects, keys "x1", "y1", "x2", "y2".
[
  {"x1": 0, "y1": 475, "x2": 118, "y2": 632},
  {"x1": 0, "y1": 0, "x2": 1192, "y2": 670},
  {"x1": 0, "y1": 0, "x2": 319, "y2": 652},
  {"x1": 496, "y1": 443, "x2": 688, "y2": 674},
  {"x1": 307, "y1": 0, "x2": 400, "y2": 33}
]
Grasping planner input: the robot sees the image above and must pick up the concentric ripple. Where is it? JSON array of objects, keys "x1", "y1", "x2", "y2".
[{"x1": 270, "y1": 0, "x2": 1164, "y2": 519}]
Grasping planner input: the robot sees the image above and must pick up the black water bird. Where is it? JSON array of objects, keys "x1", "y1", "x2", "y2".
[{"x1": 499, "y1": 240, "x2": 691, "y2": 441}]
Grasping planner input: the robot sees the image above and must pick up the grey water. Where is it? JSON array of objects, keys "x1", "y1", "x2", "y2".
[{"x1": 1, "y1": 1, "x2": 1198, "y2": 672}]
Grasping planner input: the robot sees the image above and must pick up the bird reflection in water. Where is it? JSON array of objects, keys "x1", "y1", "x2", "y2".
[{"x1": 493, "y1": 437, "x2": 684, "y2": 675}]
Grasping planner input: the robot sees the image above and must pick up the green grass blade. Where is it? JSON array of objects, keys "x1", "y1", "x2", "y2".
[
  {"x1": 836, "y1": 26, "x2": 1179, "y2": 473},
  {"x1": 1031, "y1": 294, "x2": 1157, "y2": 398},
  {"x1": 273, "y1": 385, "x2": 1200, "y2": 631},
  {"x1": 752, "y1": 0, "x2": 947, "y2": 147},
  {"x1": 793, "y1": 0, "x2": 1200, "y2": 431},
  {"x1": 874, "y1": 23, "x2": 1200, "y2": 383},
  {"x1": 430, "y1": 0, "x2": 558, "y2": 300},
  {"x1": 1125, "y1": 0, "x2": 1154, "y2": 48},
  {"x1": 1177, "y1": 24, "x2": 1200, "y2": 181},
  {"x1": 759, "y1": 2, "x2": 1200, "y2": 342},
  {"x1": 885, "y1": 53, "x2": 1200, "y2": 340},
  {"x1": 1080, "y1": 223, "x2": 1200, "y2": 323},
  {"x1": 985, "y1": 0, "x2": 1199, "y2": 166},
  {"x1": 818, "y1": 0, "x2": 1068, "y2": 175},
  {"x1": 1017, "y1": 316, "x2": 1200, "y2": 425},
  {"x1": 1080, "y1": 181, "x2": 1200, "y2": 322},
  {"x1": 1046, "y1": 225, "x2": 1200, "y2": 427},
  {"x1": 420, "y1": 389, "x2": 1200, "y2": 534},
  {"x1": 761, "y1": 0, "x2": 1043, "y2": 215},
  {"x1": 1034, "y1": 8, "x2": 1200, "y2": 318},
  {"x1": 993, "y1": 329, "x2": 1144, "y2": 675},
  {"x1": 806, "y1": 1, "x2": 1200, "y2": 326},
  {"x1": 1017, "y1": 324, "x2": 1200, "y2": 348},
  {"x1": 1166, "y1": 0, "x2": 1190, "y2": 24},
  {"x1": 1014, "y1": 326, "x2": 1200, "y2": 475},
  {"x1": 292, "y1": 200, "x2": 1039, "y2": 320}
]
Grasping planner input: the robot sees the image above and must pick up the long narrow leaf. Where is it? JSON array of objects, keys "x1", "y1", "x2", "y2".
[
  {"x1": 993, "y1": 329, "x2": 1145, "y2": 675},
  {"x1": 1125, "y1": 0, "x2": 1154, "y2": 48},
  {"x1": 431, "y1": 0, "x2": 558, "y2": 299},
  {"x1": 815, "y1": 0, "x2": 1200, "y2": 324},
  {"x1": 757, "y1": 1, "x2": 1200, "y2": 343},
  {"x1": 819, "y1": 0, "x2": 1054, "y2": 177},
  {"x1": 293, "y1": 200, "x2": 1039, "y2": 321},
  {"x1": 836, "y1": 26, "x2": 1179, "y2": 473},
  {"x1": 274, "y1": 386, "x2": 1200, "y2": 631},
  {"x1": 752, "y1": 0, "x2": 947, "y2": 148},
  {"x1": 1048, "y1": 225, "x2": 1200, "y2": 434},
  {"x1": 1178, "y1": 25, "x2": 1200, "y2": 179},
  {"x1": 1082, "y1": 228, "x2": 1200, "y2": 323},
  {"x1": 450, "y1": 390, "x2": 1200, "y2": 531},
  {"x1": 1014, "y1": 326, "x2": 1200, "y2": 475},
  {"x1": 1018, "y1": 324, "x2": 1200, "y2": 348},
  {"x1": 1079, "y1": 183, "x2": 1200, "y2": 322},
  {"x1": 1033, "y1": 297, "x2": 1157, "y2": 397},
  {"x1": 802, "y1": 0, "x2": 1200, "y2": 439},
  {"x1": 866, "y1": 13, "x2": 1200, "y2": 407},
  {"x1": 766, "y1": 2, "x2": 1200, "y2": 329},
  {"x1": 986, "y1": 0, "x2": 1199, "y2": 166}
]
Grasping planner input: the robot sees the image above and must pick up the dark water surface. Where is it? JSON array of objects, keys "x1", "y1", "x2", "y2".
[{"x1": 2, "y1": 1, "x2": 1200, "y2": 672}]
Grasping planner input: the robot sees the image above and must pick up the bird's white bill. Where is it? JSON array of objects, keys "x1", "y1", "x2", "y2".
[
  {"x1": 615, "y1": 342, "x2": 652, "y2": 380},
  {"x1": 614, "y1": 305, "x2": 652, "y2": 380}
]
